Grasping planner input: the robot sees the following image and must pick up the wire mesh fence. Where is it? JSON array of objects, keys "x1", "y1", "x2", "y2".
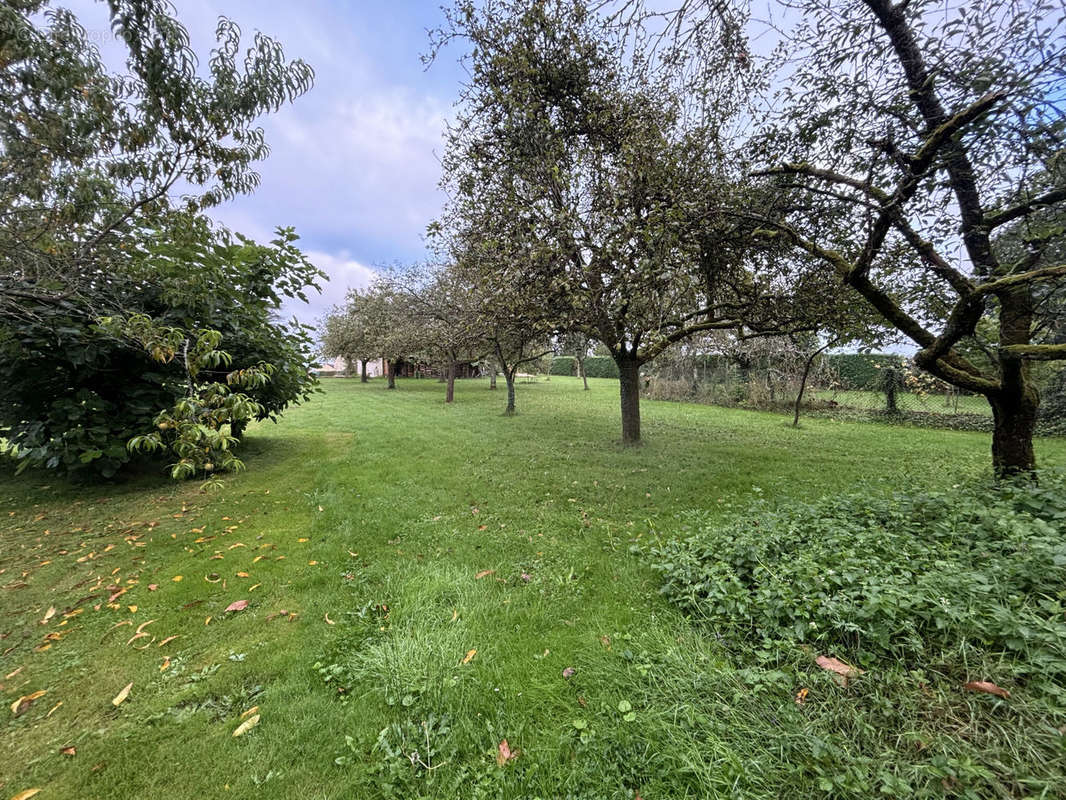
[{"x1": 641, "y1": 347, "x2": 1066, "y2": 435}]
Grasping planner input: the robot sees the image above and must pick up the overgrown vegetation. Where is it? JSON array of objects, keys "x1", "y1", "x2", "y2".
[{"x1": 650, "y1": 471, "x2": 1066, "y2": 795}]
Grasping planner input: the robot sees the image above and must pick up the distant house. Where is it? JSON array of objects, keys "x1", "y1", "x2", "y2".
[{"x1": 313, "y1": 357, "x2": 385, "y2": 378}]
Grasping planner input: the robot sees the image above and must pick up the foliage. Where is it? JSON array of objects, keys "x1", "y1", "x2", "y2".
[
  {"x1": 651, "y1": 473, "x2": 1066, "y2": 674},
  {"x1": 582, "y1": 356, "x2": 620, "y2": 380},
  {"x1": 825, "y1": 354, "x2": 903, "y2": 391},
  {"x1": 0, "y1": 3, "x2": 318, "y2": 479},
  {"x1": 107, "y1": 320, "x2": 274, "y2": 481},
  {"x1": 1, "y1": 222, "x2": 321, "y2": 478},
  {"x1": 549, "y1": 356, "x2": 576, "y2": 376}
]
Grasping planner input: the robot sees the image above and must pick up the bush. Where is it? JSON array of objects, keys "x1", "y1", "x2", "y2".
[
  {"x1": 650, "y1": 473, "x2": 1066, "y2": 673},
  {"x1": 550, "y1": 356, "x2": 576, "y2": 376},
  {"x1": 583, "y1": 356, "x2": 619, "y2": 379}
]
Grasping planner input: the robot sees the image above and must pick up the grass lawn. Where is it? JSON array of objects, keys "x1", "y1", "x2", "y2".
[{"x1": 2, "y1": 377, "x2": 1064, "y2": 799}]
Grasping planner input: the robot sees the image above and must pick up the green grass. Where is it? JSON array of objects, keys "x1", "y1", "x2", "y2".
[{"x1": 1, "y1": 377, "x2": 1063, "y2": 799}]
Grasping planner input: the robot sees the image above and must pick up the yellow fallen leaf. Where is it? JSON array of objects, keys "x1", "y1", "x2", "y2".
[
  {"x1": 235, "y1": 571, "x2": 250, "y2": 578},
  {"x1": 240, "y1": 705, "x2": 259, "y2": 720},
  {"x1": 324, "y1": 612, "x2": 335, "y2": 625},
  {"x1": 10, "y1": 690, "x2": 46, "y2": 715},
  {"x1": 248, "y1": 583, "x2": 262, "y2": 592},
  {"x1": 128, "y1": 605, "x2": 137, "y2": 613},
  {"x1": 474, "y1": 570, "x2": 495, "y2": 579},
  {"x1": 232, "y1": 713, "x2": 260, "y2": 737},
  {"x1": 451, "y1": 609, "x2": 458, "y2": 622},
  {"x1": 159, "y1": 657, "x2": 170, "y2": 672},
  {"x1": 9, "y1": 789, "x2": 41, "y2": 800},
  {"x1": 158, "y1": 635, "x2": 180, "y2": 647},
  {"x1": 6, "y1": 667, "x2": 23, "y2": 679},
  {"x1": 45, "y1": 701, "x2": 63, "y2": 717},
  {"x1": 228, "y1": 543, "x2": 246, "y2": 550},
  {"x1": 40, "y1": 606, "x2": 56, "y2": 624},
  {"x1": 111, "y1": 682, "x2": 133, "y2": 707},
  {"x1": 462, "y1": 648, "x2": 477, "y2": 665},
  {"x1": 252, "y1": 556, "x2": 264, "y2": 563},
  {"x1": 172, "y1": 575, "x2": 183, "y2": 582},
  {"x1": 205, "y1": 616, "x2": 212, "y2": 625},
  {"x1": 297, "y1": 538, "x2": 309, "y2": 543},
  {"x1": 308, "y1": 561, "x2": 318, "y2": 566}
]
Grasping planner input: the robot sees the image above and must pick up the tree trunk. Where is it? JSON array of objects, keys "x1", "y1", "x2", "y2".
[
  {"x1": 616, "y1": 355, "x2": 641, "y2": 445},
  {"x1": 990, "y1": 286, "x2": 1039, "y2": 477},
  {"x1": 360, "y1": 359, "x2": 368, "y2": 383},
  {"x1": 490, "y1": 369, "x2": 497, "y2": 390},
  {"x1": 793, "y1": 342, "x2": 831, "y2": 427},
  {"x1": 989, "y1": 384, "x2": 1039, "y2": 477},
  {"x1": 504, "y1": 370, "x2": 516, "y2": 415},
  {"x1": 446, "y1": 361, "x2": 457, "y2": 403},
  {"x1": 386, "y1": 359, "x2": 396, "y2": 390},
  {"x1": 578, "y1": 356, "x2": 588, "y2": 390},
  {"x1": 231, "y1": 420, "x2": 247, "y2": 440}
]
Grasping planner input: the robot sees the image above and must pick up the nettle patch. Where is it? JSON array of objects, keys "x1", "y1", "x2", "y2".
[{"x1": 650, "y1": 471, "x2": 1066, "y2": 680}]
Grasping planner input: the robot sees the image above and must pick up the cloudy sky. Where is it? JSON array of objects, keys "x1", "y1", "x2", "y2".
[{"x1": 70, "y1": 0, "x2": 466, "y2": 323}]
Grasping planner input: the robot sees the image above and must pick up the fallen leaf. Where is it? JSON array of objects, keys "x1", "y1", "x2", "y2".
[
  {"x1": 496, "y1": 738, "x2": 518, "y2": 766},
  {"x1": 158, "y1": 635, "x2": 180, "y2": 648},
  {"x1": 815, "y1": 655, "x2": 864, "y2": 687},
  {"x1": 45, "y1": 701, "x2": 63, "y2": 717},
  {"x1": 135, "y1": 619, "x2": 156, "y2": 634},
  {"x1": 235, "y1": 571, "x2": 250, "y2": 578},
  {"x1": 562, "y1": 667, "x2": 575, "y2": 679},
  {"x1": 462, "y1": 648, "x2": 477, "y2": 665},
  {"x1": 232, "y1": 713, "x2": 260, "y2": 737},
  {"x1": 240, "y1": 705, "x2": 259, "y2": 720},
  {"x1": 111, "y1": 682, "x2": 133, "y2": 707},
  {"x1": 159, "y1": 658, "x2": 170, "y2": 672},
  {"x1": 297, "y1": 538, "x2": 309, "y2": 543},
  {"x1": 148, "y1": 584, "x2": 158, "y2": 591},
  {"x1": 6, "y1": 667, "x2": 22, "y2": 679},
  {"x1": 474, "y1": 570, "x2": 495, "y2": 580},
  {"x1": 324, "y1": 613, "x2": 335, "y2": 625},
  {"x1": 127, "y1": 605, "x2": 137, "y2": 613},
  {"x1": 450, "y1": 609, "x2": 458, "y2": 622},
  {"x1": 172, "y1": 575, "x2": 183, "y2": 582},
  {"x1": 308, "y1": 561, "x2": 318, "y2": 566},
  {"x1": 10, "y1": 690, "x2": 46, "y2": 716},
  {"x1": 40, "y1": 606, "x2": 56, "y2": 625},
  {"x1": 60, "y1": 746, "x2": 76, "y2": 756},
  {"x1": 963, "y1": 680, "x2": 1010, "y2": 699},
  {"x1": 9, "y1": 789, "x2": 41, "y2": 800},
  {"x1": 225, "y1": 599, "x2": 248, "y2": 613},
  {"x1": 248, "y1": 583, "x2": 261, "y2": 592},
  {"x1": 795, "y1": 687, "x2": 810, "y2": 705}
]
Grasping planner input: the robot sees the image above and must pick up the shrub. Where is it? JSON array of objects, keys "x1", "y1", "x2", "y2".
[
  {"x1": 550, "y1": 356, "x2": 576, "y2": 376},
  {"x1": 650, "y1": 472, "x2": 1066, "y2": 673},
  {"x1": 583, "y1": 356, "x2": 619, "y2": 379}
]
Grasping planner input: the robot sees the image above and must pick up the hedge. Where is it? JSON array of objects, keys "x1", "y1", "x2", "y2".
[
  {"x1": 550, "y1": 356, "x2": 576, "y2": 376},
  {"x1": 826, "y1": 353, "x2": 904, "y2": 390},
  {"x1": 583, "y1": 356, "x2": 619, "y2": 379}
]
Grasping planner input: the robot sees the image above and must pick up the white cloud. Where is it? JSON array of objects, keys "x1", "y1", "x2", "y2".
[{"x1": 280, "y1": 250, "x2": 377, "y2": 324}]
